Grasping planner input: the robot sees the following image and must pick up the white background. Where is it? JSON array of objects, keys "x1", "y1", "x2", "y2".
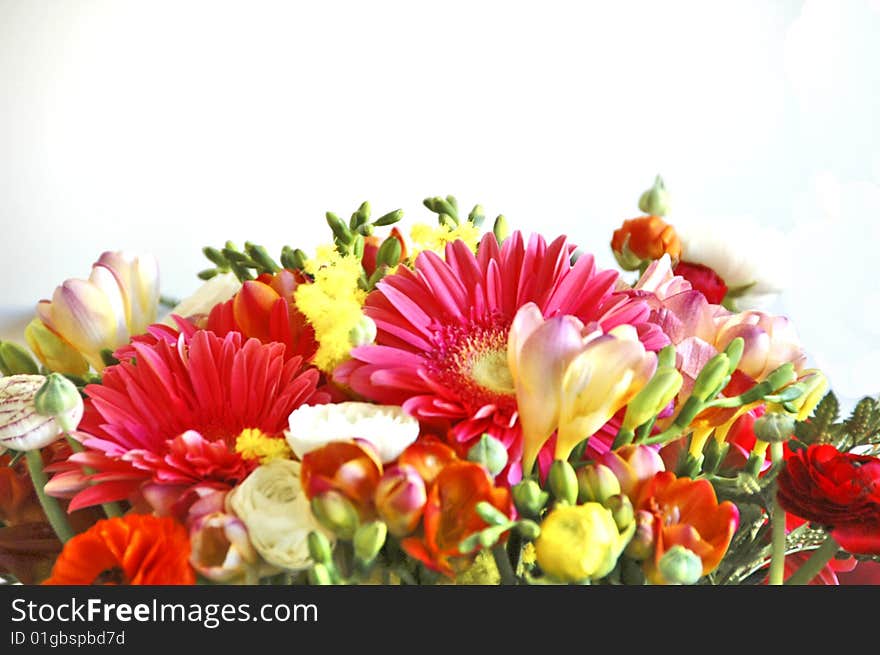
[{"x1": 1, "y1": 0, "x2": 879, "y2": 408}]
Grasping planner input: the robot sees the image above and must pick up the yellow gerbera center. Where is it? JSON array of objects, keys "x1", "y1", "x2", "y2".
[{"x1": 234, "y1": 428, "x2": 292, "y2": 464}]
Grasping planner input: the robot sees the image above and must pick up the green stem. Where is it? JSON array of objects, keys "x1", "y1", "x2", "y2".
[
  {"x1": 65, "y1": 435, "x2": 124, "y2": 518},
  {"x1": 785, "y1": 535, "x2": 840, "y2": 585},
  {"x1": 25, "y1": 449, "x2": 75, "y2": 543},
  {"x1": 492, "y1": 543, "x2": 517, "y2": 585},
  {"x1": 767, "y1": 442, "x2": 786, "y2": 585},
  {"x1": 638, "y1": 425, "x2": 683, "y2": 445}
]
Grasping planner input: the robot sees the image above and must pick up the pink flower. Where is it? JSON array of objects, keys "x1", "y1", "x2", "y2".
[
  {"x1": 335, "y1": 232, "x2": 666, "y2": 484},
  {"x1": 47, "y1": 330, "x2": 326, "y2": 512}
]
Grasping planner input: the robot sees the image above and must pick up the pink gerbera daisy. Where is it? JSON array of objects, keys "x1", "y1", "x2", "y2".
[
  {"x1": 335, "y1": 231, "x2": 667, "y2": 484},
  {"x1": 48, "y1": 329, "x2": 327, "y2": 512}
]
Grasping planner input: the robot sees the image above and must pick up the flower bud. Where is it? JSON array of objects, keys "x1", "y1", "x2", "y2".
[
  {"x1": 0, "y1": 375, "x2": 81, "y2": 451},
  {"x1": 622, "y1": 368, "x2": 683, "y2": 430},
  {"x1": 723, "y1": 337, "x2": 745, "y2": 374},
  {"x1": 308, "y1": 563, "x2": 334, "y2": 585},
  {"x1": 493, "y1": 215, "x2": 509, "y2": 243},
  {"x1": 785, "y1": 370, "x2": 828, "y2": 421},
  {"x1": 375, "y1": 236, "x2": 402, "y2": 268},
  {"x1": 657, "y1": 544, "x2": 703, "y2": 585},
  {"x1": 0, "y1": 341, "x2": 39, "y2": 376},
  {"x1": 691, "y1": 353, "x2": 730, "y2": 402},
  {"x1": 701, "y1": 438, "x2": 729, "y2": 475},
  {"x1": 638, "y1": 175, "x2": 671, "y2": 217},
  {"x1": 549, "y1": 459, "x2": 578, "y2": 505},
  {"x1": 348, "y1": 315, "x2": 377, "y2": 348},
  {"x1": 515, "y1": 519, "x2": 542, "y2": 541},
  {"x1": 603, "y1": 494, "x2": 634, "y2": 531},
  {"x1": 311, "y1": 491, "x2": 360, "y2": 540},
  {"x1": 512, "y1": 479, "x2": 549, "y2": 517},
  {"x1": 576, "y1": 463, "x2": 621, "y2": 505},
  {"x1": 752, "y1": 412, "x2": 795, "y2": 444},
  {"x1": 353, "y1": 521, "x2": 387, "y2": 566},
  {"x1": 33, "y1": 373, "x2": 83, "y2": 433},
  {"x1": 307, "y1": 530, "x2": 334, "y2": 565},
  {"x1": 466, "y1": 433, "x2": 508, "y2": 477},
  {"x1": 374, "y1": 465, "x2": 427, "y2": 537},
  {"x1": 625, "y1": 510, "x2": 655, "y2": 561}
]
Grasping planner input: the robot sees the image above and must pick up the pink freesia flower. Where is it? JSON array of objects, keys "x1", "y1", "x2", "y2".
[{"x1": 335, "y1": 232, "x2": 666, "y2": 484}]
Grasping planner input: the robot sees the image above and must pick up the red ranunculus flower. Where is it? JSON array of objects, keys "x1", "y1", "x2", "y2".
[
  {"x1": 672, "y1": 261, "x2": 728, "y2": 305},
  {"x1": 776, "y1": 444, "x2": 880, "y2": 554}
]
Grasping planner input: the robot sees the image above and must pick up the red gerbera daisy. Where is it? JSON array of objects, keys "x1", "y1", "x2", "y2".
[
  {"x1": 335, "y1": 231, "x2": 666, "y2": 484},
  {"x1": 48, "y1": 329, "x2": 327, "y2": 512}
]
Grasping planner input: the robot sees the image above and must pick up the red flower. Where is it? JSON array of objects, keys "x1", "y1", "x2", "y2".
[
  {"x1": 401, "y1": 461, "x2": 514, "y2": 577},
  {"x1": 776, "y1": 444, "x2": 880, "y2": 554},
  {"x1": 207, "y1": 269, "x2": 318, "y2": 362},
  {"x1": 672, "y1": 261, "x2": 728, "y2": 305}
]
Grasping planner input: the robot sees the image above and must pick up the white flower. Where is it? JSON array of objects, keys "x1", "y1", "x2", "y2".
[
  {"x1": 162, "y1": 272, "x2": 242, "y2": 325},
  {"x1": 286, "y1": 402, "x2": 419, "y2": 463},
  {"x1": 0, "y1": 375, "x2": 83, "y2": 451},
  {"x1": 676, "y1": 218, "x2": 791, "y2": 309},
  {"x1": 225, "y1": 459, "x2": 329, "y2": 572}
]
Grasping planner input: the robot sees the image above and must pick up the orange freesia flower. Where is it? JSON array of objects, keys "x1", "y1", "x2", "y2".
[
  {"x1": 636, "y1": 472, "x2": 739, "y2": 584},
  {"x1": 300, "y1": 440, "x2": 384, "y2": 513},
  {"x1": 401, "y1": 461, "x2": 514, "y2": 577},
  {"x1": 207, "y1": 269, "x2": 318, "y2": 362},
  {"x1": 611, "y1": 216, "x2": 681, "y2": 269},
  {"x1": 43, "y1": 514, "x2": 196, "y2": 585},
  {"x1": 397, "y1": 440, "x2": 459, "y2": 486}
]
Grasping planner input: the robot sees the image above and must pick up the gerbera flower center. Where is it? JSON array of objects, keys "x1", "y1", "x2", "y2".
[{"x1": 429, "y1": 320, "x2": 517, "y2": 407}]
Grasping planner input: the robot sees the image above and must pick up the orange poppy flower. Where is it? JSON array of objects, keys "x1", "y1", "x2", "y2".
[
  {"x1": 300, "y1": 440, "x2": 384, "y2": 513},
  {"x1": 401, "y1": 461, "x2": 514, "y2": 577},
  {"x1": 611, "y1": 216, "x2": 681, "y2": 268},
  {"x1": 636, "y1": 472, "x2": 738, "y2": 584},
  {"x1": 43, "y1": 514, "x2": 196, "y2": 585}
]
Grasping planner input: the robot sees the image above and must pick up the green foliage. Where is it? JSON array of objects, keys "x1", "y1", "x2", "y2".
[{"x1": 794, "y1": 391, "x2": 880, "y2": 451}]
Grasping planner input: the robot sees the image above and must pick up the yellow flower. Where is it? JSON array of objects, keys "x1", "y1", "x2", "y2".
[
  {"x1": 409, "y1": 221, "x2": 481, "y2": 259},
  {"x1": 557, "y1": 325, "x2": 656, "y2": 461},
  {"x1": 23, "y1": 319, "x2": 88, "y2": 376},
  {"x1": 294, "y1": 246, "x2": 368, "y2": 373},
  {"x1": 234, "y1": 428, "x2": 292, "y2": 464},
  {"x1": 535, "y1": 503, "x2": 630, "y2": 582}
]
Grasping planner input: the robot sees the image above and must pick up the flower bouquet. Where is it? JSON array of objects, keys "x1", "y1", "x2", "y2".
[{"x1": 1, "y1": 178, "x2": 878, "y2": 586}]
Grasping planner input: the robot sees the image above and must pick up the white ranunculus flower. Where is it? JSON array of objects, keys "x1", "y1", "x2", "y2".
[
  {"x1": 286, "y1": 402, "x2": 419, "y2": 463},
  {"x1": 162, "y1": 272, "x2": 242, "y2": 325},
  {"x1": 676, "y1": 218, "x2": 791, "y2": 310},
  {"x1": 0, "y1": 375, "x2": 83, "y2": 451},
  {"x1": 226, "y1": 459, "x2": 329, "y2": 572}
]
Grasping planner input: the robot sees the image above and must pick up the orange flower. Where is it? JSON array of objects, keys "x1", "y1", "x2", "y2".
[
  {"x1": 611, "y1": 216, "x2": 681, "y2": 269},
  {"x1": 397, "y1": 440, "x2": 459, "y2": 486},
  {"x1": 43, "y1": 514, "x2": 196, "y2": 585},
  {"x1": 206, "y1": 269, "x2": 318, "y2": 362},
  {"x1": 300, "y1": 440, "x2": 384, "y2": 514},
  {"x1": 636, "y1": 472, "x2": 738, "y2": 584},
  {"x1": 401, "y1": 461, "x2": 514, "y2": 577}
]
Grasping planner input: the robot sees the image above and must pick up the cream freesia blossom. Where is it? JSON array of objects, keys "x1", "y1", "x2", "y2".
[
  {"x1": 31, "y1": 251, "x2": 160, "y2": 371},
  {"x1": 189, "y1": 511, "x2": 267, "y2": 584},
  {"x1": 713, "y1": 310, "x2": 807, "y2": 381},
  {"x1": 507, "y1": 303, "x2": 596, "y2": 474},
  {"x1": 0, "y1": 375, "x2": 83, "y2": 451},
  {"x1": 285, "y1": 402, "x2": 419, "y2": 463},
  {"x1": 163, "y1": 271, "x2": 242, "y2": 326},
  {"x1": 226, "y1": 459, "x2": 331, "y2": 572},
  {"x1": 557, "y1": 325, "x2": 657, "y2": 461}
]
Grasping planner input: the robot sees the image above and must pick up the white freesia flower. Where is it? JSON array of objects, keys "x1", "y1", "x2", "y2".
[
  {"x1": 226, "y1": 459, "x2": 329, "y2": 572},
  {"x1": 162, "y1": 272, "x2": 242, "y2": 325},
  {"x1": 676, "y1": 218, "x2": 791, "y2": 310},
  {"x1": 286, "y1": 402, "x2": 419, "y2": 463},
  {"x1": 0, "y1": 375, "x2": 83, "y2": 451}
]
